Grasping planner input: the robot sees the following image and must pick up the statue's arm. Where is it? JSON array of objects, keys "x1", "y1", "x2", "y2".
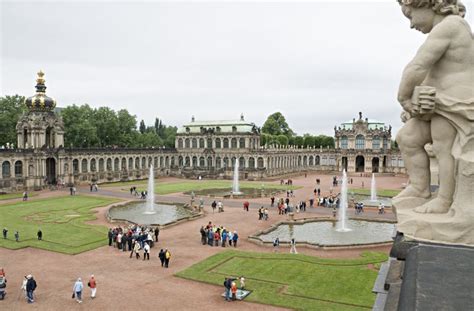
[{"x1": 397, "y1": 21, "x2": 455, "y2": 108}]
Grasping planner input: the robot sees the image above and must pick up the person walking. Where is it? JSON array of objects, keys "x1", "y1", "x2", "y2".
[
  {"x1": 22, "y1": 191, "x2": 28, "y2": 201},
  {"x1": 25, "y1": 275, "x2": 36, "y2": 304},
  {"x1": 211, "y1": 200, "x2": 217, "y2": 213},
  {"x1": 164, "y1": 249, "x2": 171, "y2": 268},
  {"x1": 72, "y1": 277, "x2": 83, "y2": 303},
  {"x1": 224, "y1": 278, "x2": 231, "y2": 302},
  {"x1": 273, "y1": 237, "x2": 280, "y2": 252},
  {"x1": 158, "y1": 249, "x2": 165, "y2": 267},
  {"x1": 88, "y1": 275, "x2": 97, "y2": 299},
  {"x1": 21, "y1": 275, "x2": 28, "y2": 300}
]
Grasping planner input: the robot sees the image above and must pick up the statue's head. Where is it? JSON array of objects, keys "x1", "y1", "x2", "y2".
[{"x1": 398, "y1": 0, "x2": 466, "y2": 33}]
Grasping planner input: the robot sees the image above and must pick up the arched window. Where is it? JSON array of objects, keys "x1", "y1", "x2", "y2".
[
  {"x1": 355, "y1": 135, "x2": 365, "y2": 150},
  {"x1": 199, "y1": 138, "x2": 205, "y2": 148},
  {"x1": 248, "y1": 157, "x2": 255, "y2": 168},
  {"x1": 223, "y1": 157, "x2": 229, "y2": 168},
  {"x1": 114, "y1": 158, "x2": 119, "y2": 171},
  {"x1": 257, "y1": 157, "x2": 264, "y2": 168},
  {"x1": 192, "y1": 138, "x2": 197, "y2": 148},
  {"x1": 185, "y1": 156, "x2": 190, "y2": 167},
  {"x1": 315, "y1": 155, "x2": 320, "y2": 165},
  {"x1": 215, "y1": 138, "x2": 221, "y2": 148},
  {"x1": 185, "y1": 138, "x2": 190, "y2": 148},
  {"x1": 14, "y1": 161, "x2": 23, "y2": 177},
  {"x1": 216, "y1": 157, "x2": 222, "y2": 168},
  {"x1": 73, "y1": 159, "x2": 79, "y2": 173},
  {"x1": 98, "y1": 158, "x2": 105, "y2": 172},
  {"x1": 199, "y1": 157, "x2": 205, "y2": 167},
  {"x1": 192, "y1": 156, "x2": 198, "y2": 167},
  {"x1": 231, "y1": 138, "x2": 237, "y2": 148},
  {"x1": 309, "y1": 156, "x2": 314, "y2": 166},
  {"x1": 165, "y1": 156, "x2": 169, "y2": 167},
  {"x1": 178, "y1": 156, "x2": 184, "y2": 166},
  {"x1": 239, "y1": 157, "x2": 245, "y2": 168},
  {"x1": 82, "y1": 159, "x2": 88, "y2": 172},
  {"x1": 2, "y1": 161, "x2": 10, "y2": 178},
  {"x1": 141, "y1": 157, "x2": 146, "y2": 168},
  {"x1": 372, "y1": 136, "x2": 380, "y2": 149},
  {"x1": 341, "y1": 136, "x2": 348, "y2": 149},
  {"x1": 128, "y1": 158, "x2": 133, "y2": 170},
  {"x1": 207, "y1": 156, "x2": 212, "y2": 167},
  {"x1": 90, "y1": 159, "x2": 97, "y2": 172},
  {"x1": 154, "y1": 157, "x2": 158, "y2": 167},
  {"x1": 178, "y1": 138, "x2": 183, "y2": 148},
  {"x1": 160, "y1": 157, "x2": 164, "y2": 167},
  {"x1": 223, "y1": 138, "x2": 229, "y2": 148},
  {"x1": 106, "y1": 158, "x2": 112, "y2": 171},
  {"x1": 171, "y1": 156, "x2": 175, "y2": 167},
  {"x1": 122, "y1": 158, "x2": 127, "y2": 170},
  {"x1": 239, "y1": 138, "x2": 245, "y2": 148},
  {"x1": 383, "y1": 136, "x2": 388, "y2": 150},
  {"x1": 135, "y1": 157, "x2": 140, "y2": 169}
]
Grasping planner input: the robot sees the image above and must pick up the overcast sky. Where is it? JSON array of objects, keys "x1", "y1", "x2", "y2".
[{"x1": 1, "y1": 0, "x2": 473, "y2": 136}]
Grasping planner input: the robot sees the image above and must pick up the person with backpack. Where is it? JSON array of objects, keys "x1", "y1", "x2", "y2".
[
  {"x1": 26, "y1": 275, "x2": 36, "y2": 303},
  {"x1": 87, "y1": 275, "x2": 97, "y2": 299}
]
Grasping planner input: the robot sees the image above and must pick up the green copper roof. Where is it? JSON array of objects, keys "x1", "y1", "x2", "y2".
[
  {"x1": 340, "y1": 119, "x2": 386, "y2": 130},
  {"x1": 177, "y1": 119, "x2": 258, "y2": 134}
]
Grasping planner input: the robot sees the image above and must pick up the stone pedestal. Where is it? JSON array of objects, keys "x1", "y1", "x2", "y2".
[{"x1": 373, "y1": 233, "x2": 474, "y2": 310}]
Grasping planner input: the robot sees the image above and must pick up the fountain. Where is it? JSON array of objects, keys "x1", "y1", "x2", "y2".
[
  {"x1": 143, "y1": 165, "x2": 156, "y2": 214},
  {"x1": 370, "y1": 173, "x2": 377, "y2": 201},
  {"x1": 231, "y1": 160, "x2": 242, "y2": 195},
  {"x1": 337, "y1": 169, "x2": 351, "y2": 232}
]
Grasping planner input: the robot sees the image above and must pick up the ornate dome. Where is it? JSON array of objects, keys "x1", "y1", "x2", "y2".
[{"x1": 24, "y1": 71, "x2": 57, "y2": 111}]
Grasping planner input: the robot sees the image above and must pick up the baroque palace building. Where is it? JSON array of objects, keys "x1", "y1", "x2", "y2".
[{"x1": 0, "y1": 72, "x2": 405, "y2": 192}]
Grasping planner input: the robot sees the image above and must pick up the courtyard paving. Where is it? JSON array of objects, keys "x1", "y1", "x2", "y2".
[{"x1": 0, "y1": 172, "x2": 403, "y2": 310}]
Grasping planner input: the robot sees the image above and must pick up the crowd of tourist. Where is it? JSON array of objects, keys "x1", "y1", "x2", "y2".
[{"x1": 200, "y1": 221, "x2": 239, "y2": 248}]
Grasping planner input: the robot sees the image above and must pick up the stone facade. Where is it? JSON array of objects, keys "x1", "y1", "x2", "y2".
[{"x1": 0, "y1": 73, "x2": 406, "y2": 192}]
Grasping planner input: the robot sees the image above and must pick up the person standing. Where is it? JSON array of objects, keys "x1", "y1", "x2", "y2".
[
  {"x1": 107, "y1": 229, "x2": 113, "y2": 246},
  {"x1": 2, "y1": 228, "x2": 7, "y2": 239},
  {"x1": 164, "y1": 249, "x2": 171, "y2": 268},
  {"x1": 14, "y1": 231, "x2": 19, "y2": 242},
  {"x1": 21, "y1": 275, "x2": 28, "y2": 300},
  {"x1": 37, "y1": 229, "x2": 42, "y2": 241},
  {"x1": 239, "y1": 276, "x2": 245, "y2": 290},
  {"x1": 133, "y1": 241, "x2": 141, "y2": 259},
  {"x1": 158, "y1": 249, "x2": 165, "y2": 267},
  {"x1": 25, "y1": 275, "x2": 37, "y2": 304},
  {"x1": 200, "y1": 226, "x2": 207, "y2": 245},
  {"x1": 211, "y1": 200, "x2": 217, "y2": 213},
  {"x1": 224, "y1": 278, "x2": 231, "y2": 302},
  {"x1": 290, "y1": 238, "x2": 298, "y2": 254},
  {"x1": 231, "y1": 280, "x2": 237, "y2": 301},
  {"x1": 22, "y1": 191, "x2": 28, "y2": 201},
  {"x1": 232, "y1": 231, "x2": 238, "y2": 248},
  {"x1": 273, "y1": 237, "x2": 280, "y2": 253},
  {"x1": 88, "y1": 275, "x2": 97, "y2": 299},
  {"x1": 73, "y1": 277, "x2": 83, "y2": 303},
  {"x1": 143, "y1": 242, "x2": 150, "y2": 260},
  {"x1": 154, "y1": 227, "x2": 160, "y2": 242}
]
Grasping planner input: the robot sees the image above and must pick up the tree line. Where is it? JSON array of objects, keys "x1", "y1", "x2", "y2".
[
  {"x1": 260, "y1": 112, "x2": 335, "y2": 148},
  {"x1": 0, "y1": 95, "x2": 177, "y2": 148}
]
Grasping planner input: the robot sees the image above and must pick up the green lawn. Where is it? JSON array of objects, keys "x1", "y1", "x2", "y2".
[
  {"x1": 0, "y1": 192, "x2": 38, "y2": 201},
  {"x1": 0, "y1": 195, "x2": 119, "y2": 254},
  {"x1": 348, "y1": 188, "x2": 400, "y2": 198},
  {"x1": 176, "y1": 250, "x2": 387, "y2": 310},
  {"x1": 103, "y1": 179, "x2": 300, "y2": 195}
]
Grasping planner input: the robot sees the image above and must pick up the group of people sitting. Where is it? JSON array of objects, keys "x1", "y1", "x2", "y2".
[{"x1": 200, "y1": 222, "x2": 239, "y2": 247}]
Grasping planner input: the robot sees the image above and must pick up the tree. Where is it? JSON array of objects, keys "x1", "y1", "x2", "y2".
[
  {"x1": 0, "y1": 95, "x2": 25, "y2": 146},
  {"x1": 294, "y1": 136, "x2": 304, "y2": 147},
  {"x1": 61, "y1": 104, "x2": 99, "y2": 147},
  {"x1": 139, "y1": 120, "x2": 146, "y2": 134},
  {"x1": 303, "y1": 135, "x2": 315, "y2": 147},
  {"x1": 261, "y1": 112, "x2": 294, "y2": 137},
  {"x1": 276, "y1": 134, "x2": 289, "y2": 146}
]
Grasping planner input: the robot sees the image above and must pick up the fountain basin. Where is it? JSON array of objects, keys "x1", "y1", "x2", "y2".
[
  {"x1": 108, "y1": 201, "x2": 198, "y2": 226},
  {"x1": 251, "y1": 219, "x2": 396, "y2": 247},
  {"x1": 184, "y1": 187, "x2": 285, "y2": 199}
]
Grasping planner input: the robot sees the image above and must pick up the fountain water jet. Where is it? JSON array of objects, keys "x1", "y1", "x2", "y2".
[
  {"x1": 231, "y1": 160, "x2": 242, "y2": 195},
  {"x1": 143, "y1": 165, "x2": 156, "y2": 214},
  {"x1": 336, "y1": 169, "x2": 351, "y2": 232},
  {"x1": 370, "y1": 173, "x2": 377, "y2": 201}
]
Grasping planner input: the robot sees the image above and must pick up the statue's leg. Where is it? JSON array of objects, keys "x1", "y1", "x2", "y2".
[
  {"x1": 415, "y1": 115, "x2": 456, "y2": 213},
  {"x1": 395, "y1": 118, "x2": 431, "y2": 199}
]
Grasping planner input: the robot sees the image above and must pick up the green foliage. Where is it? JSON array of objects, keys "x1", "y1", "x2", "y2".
[
  {"x1": 176, "y1": 250, "x2": 387, "y2": 310},
  {"x1": 262, "y1": 112, "x2": 294, "y2": 137},
  {"x1": 0, "y1": 195, "x2": 119, "y2": 254},
  {"x1": 59, "y1": 104, "x2": 176, "y2": 148},
  {"x1": 0, "y1": 95, "x2": 26, "y2": 146},
  {"x1": 276, "y1": 134, "x2": 289, "y2": 146}
]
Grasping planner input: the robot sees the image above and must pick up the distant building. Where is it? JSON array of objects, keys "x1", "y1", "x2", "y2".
[{"x1": 0, "y1": 72, "x2": 405, "y2": 192}]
